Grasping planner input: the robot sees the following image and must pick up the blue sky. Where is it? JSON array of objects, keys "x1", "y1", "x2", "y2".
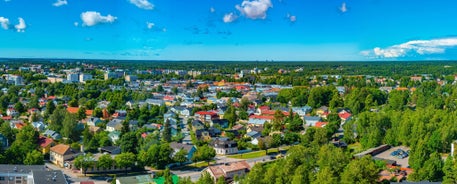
[{"x1": 1, "y1": 0, "x2": 457, "y2": 61}]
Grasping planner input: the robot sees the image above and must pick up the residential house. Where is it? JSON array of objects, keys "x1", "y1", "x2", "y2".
[
  {"x1": 170, "y1": 142, "x2": 197, "y2": 162},
  {"x1": 171, "y1": 106, "x2": 191, "y2": 117},
  {"x1": 182, "y1": 135, "x2": 192, "y2": 145},
  {"x1": 145, "y1": 98, "x2": 165, "y2": 106},
  {"x1": 32, "y1": 121, "x2": 46, "y2": 132},
  {"x1": 209, "y1": 138, "x2": 238, "y2": 155},
  {"x1": 204, "y1": 161, "x2": 251, "y2": 182},
  {"x1": 256, "y1": 106, "x2": 270, "y2": 115},
  {"x1": 339, "y1": 112, "x2": 352, "y2": 124},
  {"x1": 37, "y1": 136, "x2": 54, "y2": 154},
  {"x1": 10, "y1": 120, "x2": 26, "y2": 130},
  {"x1": 191, "y1": 120, "x2": 205, "y2": 131},
  {"x1": 50, "y1": 144, "x2": 79, "y2": 167},
  {"x1": 336, "y1": 86, "x2": 346, "y2": 94},
  {"x1": 210, "y1": 119, "x2": 229, "y2": 129},
  {"x1": 106, "y1": 119, "x2": 123, "y2": 132},
  {"x1": 304, "y1": 116, "x2": 321, "y2": 127},
  {"x1": 292, "y1": 106, "x2": 312, "y2": 116},
  {"x1": 43, "y1": 129, "x2": 62, "y2": 140},
  {"x1": 108, "y1": 131, "x2": 121, "y2": 144},
  {"x1": 245, "y1": 131, "x2": 261, "y2": 140},
  {"x1": 128, "y1": 120, "x2": 139, "y2": 131},
  {"x1": 315, "y1": 122, "x2": 328, "y2": 128},
  {"x1": 99, "y1": 146, "x2": 121, "y2": 155},
  {"x1": 195, "y1": 111, "x2": 219, "y2": 123},
  {"x1": 113, "y1": 110, "x2": 127, "y2": 118},
  {"x1": 247, "y1": 125, "x2": 264, "y2": 134},
  {"x1": 86, "y1": 117, "x2": 102, "y2": 127},
  {"x1": 316, "y1": 106, "x2": 329, "y2": 116},
  {"x1": 6, "y1": 107, "x2": 18, "y2": 117},
  {"x1": 248, "y1": 115, "x2": 273, "y2": 125}
]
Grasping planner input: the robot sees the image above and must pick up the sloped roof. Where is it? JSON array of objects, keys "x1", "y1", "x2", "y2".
[
  {"x1": 50, "y1": 144, "x2": 74, "y2": 155},
  {"x1": 38, "y1": 136, "x2": 54, "y2": 148}
]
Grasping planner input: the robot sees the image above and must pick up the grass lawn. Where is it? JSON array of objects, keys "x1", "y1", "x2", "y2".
[
  {"x1": 228, "y1": 150, "x2": 266, "y2": 159},
  {"x1": 172, "y1": 160, "x2": 217, "y2": 171},
  {"x1": 228, "y1": 146, "x2": 291, "y2": 159},
  {"x1": 348, "y1": 142, "x2": 363, "y2": 153}
]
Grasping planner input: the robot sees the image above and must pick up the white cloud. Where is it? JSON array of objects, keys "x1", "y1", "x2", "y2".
[
  {"x1": 74, "y1": 22, "x2": 79, "y2": 27},
  {"x1": 129, "y1": 0, "x2": 154, "y2": 10},
  {"x1": 80, "y1": 11, "x2": 117, "y2": 27},
  {"x1": 146, "y1": 22, "x2": 154, "y2": 29},
  {"x1": 223, "y1": 12, "x2": 238, "y2": 23},
  {"x1": 0, "y1": 17, "x2": 10, "y2": 30},
  {"x1": 340, "y1": 2, "x2": 347, "y2": 13},
  {"x1": 235, "y1": 0, "x2": 272, "y2": 20},
  {"x1": 210, "y1": 7, "x2": 215, "y2": 13},
  {"x1": 14, "y1": 17, "x2": 26, "y2": 32},
  {"x1": 362, "y1": 38, "x2": 457, "y2": 58},
  {"x1": 53, "y1": 0, "x2": 67, "y2": 7}
]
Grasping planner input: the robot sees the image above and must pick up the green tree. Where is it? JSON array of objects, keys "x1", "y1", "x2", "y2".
[
  {"x1": 216, "y1": 176, "x2": 226, "y2": 184},
  {"x1": 61, "y1": 113, "x2": 81, "y2": 142},
  {"x1": 119, "y1": 132, "x2": 138, "y2": 154},
  {"x1": 77, "y1": 107, "x2": 87, "y2": 120},
  {"x1": 419, "y1": 152, "x2": 444, "y2": 182},
  {"x1": 162, "y1": 120, "x2": 172, "y2": 142},
  {"x1": 341, "y1": 156, "x2": 380, "y2": 184},
  {"x1": 49, "y1": 106, "x2": 66, "y2": 132},
  {"x1": 45, "y1": 100, "x2": 56, "y2": 116},
  {"x1": 173, "y1": 148, "x2": 188, "y2": 165},
  {"x1": 93, "y1": 107, "x2": 103, "y2": 118},
  {"x1": 98, "y1": 154, "x2": 114, "y2": 170},
  {"x1": 14, "y1": 102, "x2": 25, "y2": 114},
  {"x1": 24, "y1": 150, "x2": 44, "y2": 165},
  {"x1": 115, "y1": 152, "x2": 136, "y2": 172},
  {"x1": 192, "y1": 145, "x2": 216, "y2": 166},
  {"x1": 164, "y1": 167, "x2": 173, "y2": 184},
  {"x1": 74, "y1": 153, "x2": 95, "y2": 176},
  {"x1": 0, "y1": 121, "x2": 15, "y2": 143},
  {"x1": 196, "y1": 172, "x2": 214, "y2": 184}
]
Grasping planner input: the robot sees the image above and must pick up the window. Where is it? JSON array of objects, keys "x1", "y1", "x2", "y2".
[{"x1": 0, "y1": 176, "x2": 5, "y2": 180}]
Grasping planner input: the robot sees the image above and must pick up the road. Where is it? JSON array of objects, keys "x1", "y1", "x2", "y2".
[
  {"x1": 172, "y1": 154, "x2": 280, "y2": 182},
  {"x1": 45, "y1": 162, "x2": 110, "y2": 184}
]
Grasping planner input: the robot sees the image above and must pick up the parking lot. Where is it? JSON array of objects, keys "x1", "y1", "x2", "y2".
[{"x1": 374, "y1": 146, "x2": 410, "y2": 168}]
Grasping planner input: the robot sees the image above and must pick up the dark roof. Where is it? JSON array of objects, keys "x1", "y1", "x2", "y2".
[
  {"x1": 192, "y1": 120, "x2": 205, "y2": 129},
  {"x1": 211, "y1": 119, "x2": 229, "y2": 125},
  {"x1": 100, "y1": 146, "x2": 120, "y2": 153},
  {"x1": 169, "y1": 142, "x2": 195, "y2": 152},
  {"x1": 32, "y1": 170, "x2": 68, "y2": 184},
  {"x1": 0, "y1": 164, "x2": 46, "y2": 174},
  {"x1": 210, "y1": 138, "x2": 237, "y2": 149}
]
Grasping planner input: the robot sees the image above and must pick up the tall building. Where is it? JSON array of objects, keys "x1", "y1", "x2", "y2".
[
  {"x1": 125, "y1": 75, "x2": 137, "y2": 82},
  {"x1": 104, "y1": 71, "x2": 123, "y2": 80},
  {"x1": 5, "y1": 75, "x2": 23, "y2": 86},
  {"x1": 79, "y1": 74, "x2": 93, "y2": 83},
  {"x1": 66, "y1": 73, "x2": 79, "y2": 83}
]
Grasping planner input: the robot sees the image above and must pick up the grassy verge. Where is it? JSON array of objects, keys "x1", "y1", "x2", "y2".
[{"x1": 228, "y1": 146, "x2": 290, "y2": 159}]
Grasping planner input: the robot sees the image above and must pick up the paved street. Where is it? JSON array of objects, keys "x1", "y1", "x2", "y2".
[
  {"x1": 172, "y1": 154, "x2": 279, "y2": 182},
  {"x1": 45, "y1": 162, "x2": 110, "y2": 184}
]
